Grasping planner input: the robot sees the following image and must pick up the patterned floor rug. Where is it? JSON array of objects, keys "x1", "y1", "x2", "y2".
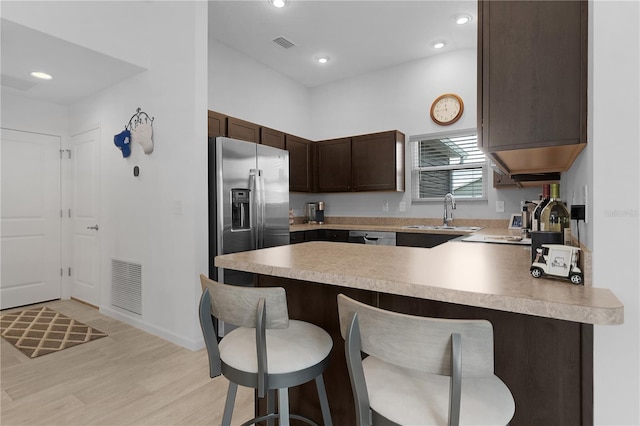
[{"x1": 0, "y1": 306, "x2": 108, "y2": 358}]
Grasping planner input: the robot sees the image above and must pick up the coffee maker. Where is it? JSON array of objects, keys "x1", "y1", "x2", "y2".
[
  {"x1": 305, "y1": 202, "x2": 325, "y2": 224},
  {"x1": 305, "y1": 202, "x2": 317, "y2": 223}
]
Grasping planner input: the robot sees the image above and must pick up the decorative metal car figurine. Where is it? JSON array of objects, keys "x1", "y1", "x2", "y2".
[{"x1": 530, "y1": 244, "x2": 583, "y2": 285}]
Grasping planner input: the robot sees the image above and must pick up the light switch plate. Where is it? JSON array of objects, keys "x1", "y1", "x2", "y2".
[
  {"x1": 496, "y1": 200, "x2": 505, "y2": 213},
  {"x1": 399, "y1": 202, "x2": 406, "y2": 212}
]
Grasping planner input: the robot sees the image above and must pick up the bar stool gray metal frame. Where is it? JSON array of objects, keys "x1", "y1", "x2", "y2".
[
  {"x1": 199, "y1": 274, "x2": 333, "y2": 426},
  {"x1": 337, "y1": 294, "x2": 515, "y2": 426}
]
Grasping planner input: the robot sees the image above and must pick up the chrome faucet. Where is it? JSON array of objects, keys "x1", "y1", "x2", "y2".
[{"x1": 443, "y1": 193, "x2": 456, "y2": 226}]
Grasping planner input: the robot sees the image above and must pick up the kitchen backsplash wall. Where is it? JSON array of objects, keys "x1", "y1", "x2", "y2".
[{"x1": 291, "y1": 187, "x2": 539, "y2": 222}]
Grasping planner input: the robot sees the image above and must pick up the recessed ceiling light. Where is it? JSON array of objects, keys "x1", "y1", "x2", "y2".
[
  {"x1": 269, "y1": 0, "x2": 287, "y2": 8},
  {"x1": 432, "y1": 41, "x2": 446, "y2": 49},
  {"x1": 30, "y1": 71, "x2": 53, "y2": 80},
  {"x1": 454, "y1": 14, "x2": 472, "y2": 25},
  {"x1": 317, "y1": 56, "x2": 330, "y2": 64}
]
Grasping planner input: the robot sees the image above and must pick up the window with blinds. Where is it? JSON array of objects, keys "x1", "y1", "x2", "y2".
[{"x1": 411, "y1": 132, "x2": 486, "y2": 202}]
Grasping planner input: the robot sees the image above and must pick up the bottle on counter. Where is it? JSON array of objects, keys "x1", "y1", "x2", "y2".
[
  {"x1": 521, "y1": 205, "x2": 531, "y2": 236},
  {"x1": 539, "y1": 183, "x2": 572, "y2": 245},
  {"x1": 532, "y1": 184, "x2": 551, "y2": 232}
]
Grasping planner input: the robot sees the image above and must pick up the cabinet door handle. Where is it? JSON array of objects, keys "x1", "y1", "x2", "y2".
[{"x1": 87, "y1": 225, "x2": 99, "y2": 231}]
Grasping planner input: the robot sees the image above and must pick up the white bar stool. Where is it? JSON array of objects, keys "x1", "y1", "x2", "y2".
[
  {"x1": 337, "y1": 294, "x2": 515, "y2": 426},
  {"x1": 199, "y1": 274, "x2": 333, "y2": 426}
]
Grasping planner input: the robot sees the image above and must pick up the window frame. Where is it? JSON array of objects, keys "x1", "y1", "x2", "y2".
[{"x1": 409, "y1": 128, "x2": 488, "y2": 204}]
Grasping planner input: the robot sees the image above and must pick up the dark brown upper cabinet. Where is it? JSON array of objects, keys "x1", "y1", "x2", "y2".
[
  {"x1": 286, "y1": 134, "x2": 315, "y2": 193},
  {"x1": 317, "y1": 137, "x2": 352, "y2": 192},
  {"x1": 478, "y1": 0, "x2": 587, "y2": 176},
  {"x1": 351, "y1": 130, "x2": 405, "y2": 192},
  {"x1": 208, "y1": 110, "x2": 227, "y2": 138},
  {"x1": 227, "y1": 117, "x2": 260, "y2": 143},
  {"x1": 260, "y1": 127, "x2": 286, "y2": 149}
]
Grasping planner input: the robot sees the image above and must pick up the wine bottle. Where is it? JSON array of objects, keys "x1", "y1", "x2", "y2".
[
  {"x1": 532, "y1": 184, "x2": 550, "y2": 232},
  {"x1": 540, "y1": 183, "x2": 572, "y2": 245}
]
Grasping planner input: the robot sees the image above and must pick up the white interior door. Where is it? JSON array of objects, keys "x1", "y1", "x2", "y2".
[
  {"x1": 70, "y1": 128, "x2": 101, "y2": 306},
  {"x1": 1, "y1": 128, "x2": 62, "y2": 309}
]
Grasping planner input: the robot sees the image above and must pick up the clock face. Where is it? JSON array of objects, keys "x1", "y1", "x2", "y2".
[{"x1": 430, "y1": 94, "x2": 464, "y2": 125}]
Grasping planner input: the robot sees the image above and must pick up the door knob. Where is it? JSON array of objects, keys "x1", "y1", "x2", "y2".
[{"x1": 87, "y1": 225, "x2": 99, "y2": 231}]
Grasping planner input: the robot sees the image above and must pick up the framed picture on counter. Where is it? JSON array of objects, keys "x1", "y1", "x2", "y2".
[{"x1": 508, "y1": 213, "x2": 522, "y2": 230}]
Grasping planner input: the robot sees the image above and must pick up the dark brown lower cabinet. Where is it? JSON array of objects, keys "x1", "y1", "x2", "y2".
[{"x1": 256, "y1": 276, "x2": 593, "y2": 426}]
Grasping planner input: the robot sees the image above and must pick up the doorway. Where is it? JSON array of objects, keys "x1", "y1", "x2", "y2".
[
  {"x1": 69, "y1": 128, "x2": 101, "y2": 306},
  {"x1": 1, "y1": 128, "x2": 61, "y2": 309}
]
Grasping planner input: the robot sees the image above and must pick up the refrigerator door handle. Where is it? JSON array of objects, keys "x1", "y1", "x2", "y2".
[
  {"x1": 258, "y1": 170, "x2": 266, "y2": 249},
  {"x1": 249, "y1": 169, "x2": 258, "y2": 250}
]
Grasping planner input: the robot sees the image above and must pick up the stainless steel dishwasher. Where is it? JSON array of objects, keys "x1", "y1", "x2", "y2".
[{"x1": 347, "y1": 230, "x2": 396, "y2": 246}]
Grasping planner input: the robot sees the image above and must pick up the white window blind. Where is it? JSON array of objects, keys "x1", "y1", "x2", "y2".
[{"x1": 411, "y1": 132, "x2": 486, "y2": 202}]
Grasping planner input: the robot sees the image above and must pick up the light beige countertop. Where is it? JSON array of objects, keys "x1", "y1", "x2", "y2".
[{"x1": 214, "y1": 240, "x2": 623, "y2": 325}]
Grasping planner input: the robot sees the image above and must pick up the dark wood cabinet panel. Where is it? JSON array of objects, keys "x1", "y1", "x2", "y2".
[
  {"x1": 478, "y1": 0, "x2": 587, "y2": 175},
  {"x1": 315, "y1": 229, "x2": 349, "y2": 243},
  {"x1": 227, "y1": 117, "x2": 260, "y2": 143},
  {"x1": 289, "y1": 231, "x2": 305, "y2": 244},
  {"x1": 396, "y1": 232, "x2": 458, "y2": 248},
  {"x1": 304, "y1": 230, "x2": 319, "y2": 241},
  {"x1": 260, "y1": 126, "x2": 285, "y2": 149},
  {"x1": 208, "y1": 109, "x2": 405, "y2": 193},
  {"x1": 207, "y1": 110, "x2": 227, "y2": 138},
  {"x1": 286, "y1": 134, "x2": 315, "y2": 192},
  {"x1": 351, "y1": 130, "x2": 405, "y2": 192},
  {"x1": 317, "y1": 138, "x2": 352, "y2": 192},
  {"x1": 299, "y1": 229, "x2": 349, "y2": 243}
]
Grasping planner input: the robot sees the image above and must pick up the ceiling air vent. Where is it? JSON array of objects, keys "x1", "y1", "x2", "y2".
[
  {"x1": 1, "y1": 74, "x2": 37, "y2": 91},
  {"x1": 273, "y1": 36, "x2": 295, "y2": 49}
]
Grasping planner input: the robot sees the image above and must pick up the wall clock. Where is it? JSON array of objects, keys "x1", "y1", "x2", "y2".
[{"x1": 430, "y1": 93, "x2": 464, "y2": 126}]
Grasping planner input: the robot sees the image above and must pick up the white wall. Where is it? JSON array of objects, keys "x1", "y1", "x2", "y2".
[
  {"x1": 3, "y1": 1, "x2": 209, "y2": 349},
  {"x1": 0, "y1": 92, "x2": 69, "y2": 136},
  {"x1": 208, "y1": 38, "x2": 312, "y2": 139},
  {"x1": 590, "y1": 1, "x2": 640, "y2": 423}
]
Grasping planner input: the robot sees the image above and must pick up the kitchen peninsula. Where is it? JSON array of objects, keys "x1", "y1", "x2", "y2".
[{"x1": 215, "y1": 238, "x2": 623, "y2": 425}]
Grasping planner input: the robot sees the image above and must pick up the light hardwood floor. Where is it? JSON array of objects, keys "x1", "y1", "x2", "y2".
[{"x1": 1, "y1": 300, "x2": 253, "y2": 425}]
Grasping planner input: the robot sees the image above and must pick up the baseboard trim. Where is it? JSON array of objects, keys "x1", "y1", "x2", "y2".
[
  {"x1": 71, "y1": 297, "x2": 99, "y2": 310},
  {"x1": 99, "y1": 305, "x2": 205, "y2": 351}
]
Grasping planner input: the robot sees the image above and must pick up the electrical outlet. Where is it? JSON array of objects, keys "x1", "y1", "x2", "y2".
[
  {"x1": 496, "y1": 200, "x2": 505, "y2": 213},
  {"x1": 571, "y1": 205, "x2": 586, "y2": 221},
  {"x1": 399, "y1": 202, "x2": 406, "y2": 212},
  {"x1": 382, "y1": 200, "x2": 389, "y2": 212}
]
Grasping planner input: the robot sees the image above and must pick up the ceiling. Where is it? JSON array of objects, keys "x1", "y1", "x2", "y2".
[
  {"x1": 0, "y1": 19, "x2": 146, "y2": 106},
  {"x1": 208, "y1": 0, "x2": 477, "y2": 87},
  {"x1": 0, "y1": 1, "x2": 477, "y2": 106}
]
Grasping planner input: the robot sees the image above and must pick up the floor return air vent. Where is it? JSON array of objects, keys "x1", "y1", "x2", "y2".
[{"x1": 111, "y1": 259, "x2": 142, "y2": 315}]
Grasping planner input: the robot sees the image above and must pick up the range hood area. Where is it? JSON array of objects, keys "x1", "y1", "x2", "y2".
[{"x1": 489, "y1": 143, "x2": 586, "y2": 186}]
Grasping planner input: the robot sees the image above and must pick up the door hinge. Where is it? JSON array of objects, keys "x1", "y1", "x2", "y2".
[
  {"x1": 61, "y1": 268, "x2": 63, "y2": 277},
  {"x1": 68, "y1": 267, "x2": 72, "y2": 276},
  {"x1": 68, "y1": 208, "x2": 71, "y2": 218}
]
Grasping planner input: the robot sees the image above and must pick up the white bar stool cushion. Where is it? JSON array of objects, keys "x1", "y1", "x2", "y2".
[
  {"x1": 364, "y1": 355, "x2": 515, "y2": 425},
  {"x1": 220, "y1": 320, "x2": 333, "y2": 374}
]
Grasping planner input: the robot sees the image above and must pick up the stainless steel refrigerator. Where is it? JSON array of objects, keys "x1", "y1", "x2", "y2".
[{"x1": 208, "y1": 136, "x2": 290, "y2": 291}]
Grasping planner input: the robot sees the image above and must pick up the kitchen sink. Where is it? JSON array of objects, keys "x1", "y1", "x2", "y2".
[{"x1": 402, "y1": 225, "x2": 483, "y2": 232}]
